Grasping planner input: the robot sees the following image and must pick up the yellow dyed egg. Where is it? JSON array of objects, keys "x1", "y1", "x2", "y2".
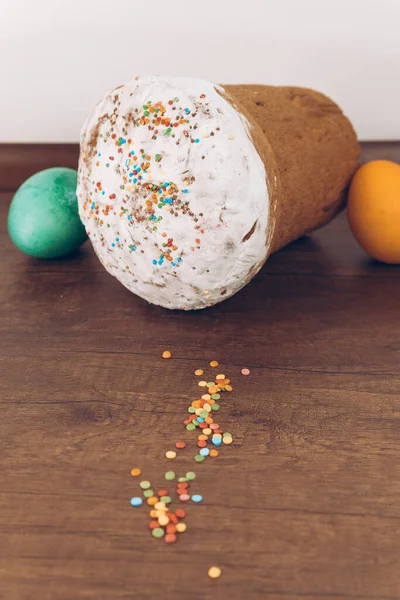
[{"x1": 347, "y1": 160, "x2": 400, "y2": 264}]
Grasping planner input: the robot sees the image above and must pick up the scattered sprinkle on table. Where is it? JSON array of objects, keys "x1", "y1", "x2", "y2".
[
  {"x1": 165, "y1": 450, "x2": 177, "y2": 459},
  {"x1": 162, "y1": 350, "x2": 171, "y2": 359},
  {"x1": 130, "y1": 497, "x2": 143, "y2": 507},
  {"x1": 130, "y1": 468, "x2": 141, "y2": 477},
  {"x1": 195, "y1": 369, "x2": 204, "y2": 376},
  {"x1": 241, "y1": 368, "x2": 250, "y2": 376},
  {"x1": 208, "y1": 566, "x2": 222, "y2": 579},
  {"x1": 152, "y1": 527, "x2": 165, "y2": 539},
  {"x1": 175, "y1": 441, "x2": 186, "y2": 449},
  {"x1": 139, "y1": 480, "x2": 151, "y2": 490},
  {"x1": 165, "y1": 471, "x2": 176, "y2": 481},
  {"x1": 191, "y1": 494, "x2": 203, "y2": 503},
  {"x1": 209, "y1": 360, "x2": 219, "y2": 367}
]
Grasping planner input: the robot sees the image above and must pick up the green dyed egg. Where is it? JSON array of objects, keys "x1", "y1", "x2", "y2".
[{"x1": 8, "y1": 167, "x2": 87, "y2": 258}]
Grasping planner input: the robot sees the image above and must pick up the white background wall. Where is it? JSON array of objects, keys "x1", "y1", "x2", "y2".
[{"x1": 1, "y1": 0, "x2": 399, "y2": 142}]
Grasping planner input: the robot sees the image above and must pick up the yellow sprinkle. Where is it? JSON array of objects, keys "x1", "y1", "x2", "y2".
[
  {"x1": 204, "y1": 290, "x2": 209, "y2": 295},
  {"x1": 195, "y1": 369, "x2": 204, "y2": 376},
  {"x1": 176, "y1": 522, "x2": 187, "y2": 533},
  {"x1": 223, "y1": 437, "x2": 233, "y2": 445},
  {"x1": 208, "y1": 566, "x2": 222, "y2": 579},
  {"x1": 155, "y1": 502, "x2": 167, "y2": 511},
  {"x1": 158, "y1": 514, "x2": 169, "y2": 526},
  {"x1": 203, "y1": 428, "x2": 212, "y2": 436},
  {"x1": 228, "y1": 135, "x2": 234, "y2": 140},
  {"x1": 216, "y1": 374, "x2": 225, "y2": 380},
  {"x1": 201, "y1": 394, "x2": 211, "y2": 400},
  {"x1": 198, "y1": 381, "x2": 207, "y2": 387},
  {"x1": 165, "y1": 450, "x2": 177, "y2": 460}
]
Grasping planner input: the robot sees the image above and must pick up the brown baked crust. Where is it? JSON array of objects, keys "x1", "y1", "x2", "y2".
[{"x1": 223, "y1": 85, "x2": 360, "y2": 253}]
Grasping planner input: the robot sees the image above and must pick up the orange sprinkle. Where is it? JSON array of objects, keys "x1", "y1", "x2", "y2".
[
  {"x1": 225, "y1": 384, "x2": 233, "y2": 392},
  {"x1": 210, "y1": 360, "x2": 219, "y2": 368},
  {"x1": 175, "y1": 441, "x2": 186, "y2": 449},
  {"x1": 166, "y1": 523, "x2": 177, "y2": 534},
  {"x1": 162, "y1": 350, "x2": 172, "y2": 359},
  {"x1": 130, "y1": 468, "x2": 141, "y2": 477},
  {"x1": 208, "y1": 386, "x2": 218, "y2": 395},
  {"x1": 149, "y1": 520, "x2": 159, "y2": 529},
  {"x1": 195, "y1": 369, "x2": 204, "y2": 376},
  {"x1": 165, "y1": 533, "x2": 177, "y2": 544},
  {"x1": 175, "y1": 508, "x2": 186, "y2": 518},
  {"x1": 197, "y1": 440, "x2": 207, "y2": 448},
  {"x1": 147, "y1": 496, "x2": 158, "y2": 506},
  {"x1": 157, "y1": 489, "x2": 168, "y2": 497},
  {"x1": 210, "y1": 449, "x2": 219, "y2": 457}
]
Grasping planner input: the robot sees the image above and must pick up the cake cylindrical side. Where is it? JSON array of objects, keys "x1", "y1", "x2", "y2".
[{"x1": 224, "y1": 85, "x2": 360, "y2": 252}]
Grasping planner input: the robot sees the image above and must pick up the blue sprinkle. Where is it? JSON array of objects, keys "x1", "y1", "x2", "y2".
[
  {"x1": 177, "y1": 257, "x2": 182, "y2": 262},
  {"x1": 171, "y1": 262, "x2": 176, "y2": 267},
  {"x1": 164, "y1": 182, "x2": 169, "y2": 187},
  {"x1": 97, "y1": 152, "x2": 101, "y2": 157},
  {"x1": 101, "y1": 191, "x2": 105, "y2": 195},
  {"x1": 136, "y1": 168, "x2": 141, "y2": 173},
  {"x1": 115, "y1": 238, "x2": 119, "y2": 242},
  {"x1": 152, "y1": 259, "x2": 157, "y2": 265},
  {"x1": 197, "y1": 417, "x2": 205, "y2": 423},
  {"x1": 129, "y1": 172, "x2": 133, "y2": 177},
  {"x1": 184, "y1": 108, "x2": 190, "y2": 114},
  {"x1": 128, "y1": 216, "x2": 132, "y2": 220},
  {"x1": 199, "y1": 448, "x2": 210, "y2": 457},
  {"x1": 195, "y1": 138, "x2": 200, "y2": 143},
  {"x1": 130, "y1": 497, "x2": 142, "y2": 507},
  {"x1": 133, "y1": 178, "x2": 137, "y2": 183},
  {"x1": 183, "y1": 189, "x2": 188, "y2": 194},
  {"x1": 111, "y1": 243, "x2": 115, "y2": 247},
  {"x1": 191, "y1": 494, "x2": 203, "y2": 503},
  {"x1": 158, "y1": 260, "x2": 162, "y2": 265}
]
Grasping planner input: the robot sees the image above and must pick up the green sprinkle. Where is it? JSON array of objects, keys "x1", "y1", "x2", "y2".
[
  {"x1": 143, "y1": 489, "x2": 154, "y2": 498},
  {"x1": 144, "y1": 111, "x2": 149, "y2": 116},
  {"x1": 207, "y1": 382, "x2": 215, "y2": 387},
  {"x1": 152, "y1": 528, "x2": 164, "y2": 538},
  {"x1": 155, "y1": 154, "x2": 162, "y2": 162},
  {"x1": 178, "y1": 477, "x2": 187, "y2": 483},
  {"x1": 165, "y1": 471, "x2": 175, "y2": 481},
  {"x1": 186, "y1": 471, "x2": 196, "y2": 481},
  {"x1": 186, "y1": 423, "x2": 196, "y2": 431},
  {"x1": 192, "y1": 420, "x2": 199, "y2": 426},
  {"x1": 211, "y1": 404, "x2": 220, "y2": 411},
  {"x1": 160, "y1": 496, "x2": 171, "y2": 504},
  {"x1": 139, "y1": 480, "x2": 151, "y2": 490},
  {"x1": 188, "y1": 407, "x2": 196, "y2": 414},
  {"x1": 106, "y1": 163, "x2": 110, "y2": 167},
  {"x1": 195, "y1": 455, "x2": 206, "y2": 463},
  {"x1": 223, "y1": 432, "x2": 233, "y2": 438},
  {"x1": 199, "y1": 410, "x2": 209, "y2": 418},
  {"x1": 143, "y1": 105, "x2": 148, "y2": 110},
  {"x1": 174, "y1": 96, "x2": 179, "y2": 102},
  {"x1": 211, "y1": 394, "x2": 220, "y2": 400}
]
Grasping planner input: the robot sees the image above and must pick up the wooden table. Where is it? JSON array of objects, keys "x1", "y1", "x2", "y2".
[{"x1": 1, "y1": 143, "x2": 399, "y2": 600}]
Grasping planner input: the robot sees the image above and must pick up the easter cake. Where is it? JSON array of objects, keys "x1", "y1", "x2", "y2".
[{"x1": 77, "y1": 76, "x2": 359, "y2": 309}]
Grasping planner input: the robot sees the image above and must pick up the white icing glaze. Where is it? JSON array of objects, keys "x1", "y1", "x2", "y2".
[{"x1": 77, "y1": 76, "x2": 270, "y2": 309}]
